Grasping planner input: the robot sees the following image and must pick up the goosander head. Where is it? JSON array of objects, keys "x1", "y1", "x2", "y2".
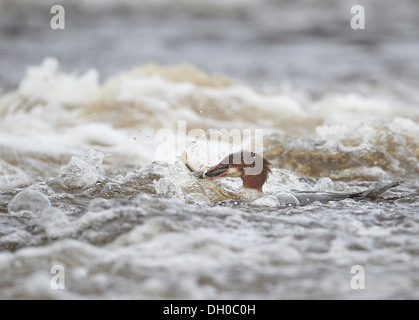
[{"x1": 203, "y1": 151, "x2": 271, "y2": 192}]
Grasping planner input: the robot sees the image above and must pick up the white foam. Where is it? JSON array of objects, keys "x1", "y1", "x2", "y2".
[
  {"x1": 58, "y1": 149, "x2": 105, "y2": 189},
  {"x1": 1, "y1": 58, "x2": 418, "y2": 174},
  {"x1": 38, "y1": 208, "x2": 70, "y2": 238},
  {"x1": 389, "y1": 117, "x2": 419, "y2": 138},
  {"x1": 18, "y1": 58, "x2": 100, "y2": 107},
  {"x1": 250, "y1": 195, "x2": 280, "y2": 207}
]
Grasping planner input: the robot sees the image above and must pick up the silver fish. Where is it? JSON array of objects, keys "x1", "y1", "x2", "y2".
[{"x1": 177, "y1": 151, "x2": 207, "y2": 178}]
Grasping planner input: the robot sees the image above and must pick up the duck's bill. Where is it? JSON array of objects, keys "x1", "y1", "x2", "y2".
[{"x1": 202, "y1": 164, "x2": 230, "y2": 179}]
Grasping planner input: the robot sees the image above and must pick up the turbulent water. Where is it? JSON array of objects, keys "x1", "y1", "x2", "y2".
[{"x1": 1, "y1": 0, "x2": 419, "y2": 299}]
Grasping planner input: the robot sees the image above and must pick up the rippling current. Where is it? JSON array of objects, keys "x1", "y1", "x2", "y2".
[{"x1": 1, "y1": 0, "x2": 419, "y2": 299}]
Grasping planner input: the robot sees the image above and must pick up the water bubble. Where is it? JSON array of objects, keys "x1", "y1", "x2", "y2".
[{"x1": 8, "y1": 190, "x2": 51, "y2": 215}]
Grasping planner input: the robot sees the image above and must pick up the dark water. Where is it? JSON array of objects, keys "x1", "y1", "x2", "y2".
[{"x1": 1, "y1": 0, "x2": 419, "y2": 100}]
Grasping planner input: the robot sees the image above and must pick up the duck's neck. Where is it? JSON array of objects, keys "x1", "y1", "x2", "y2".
[{"x1": 241, "y1": 175, "x2": 266, "y2": 193}]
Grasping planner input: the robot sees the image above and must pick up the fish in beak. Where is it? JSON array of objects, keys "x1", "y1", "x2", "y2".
[
  {"x1": 203, "y1": 164, "x2": 242, "y2": 179},
  {"x1": 203, "y1": 163, "x2": 230, "y2": 179},
  {"x1": 178, "y1": 151, "x2": 244, "y2": 180}
]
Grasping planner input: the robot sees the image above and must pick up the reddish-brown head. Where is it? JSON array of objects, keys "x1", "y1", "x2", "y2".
[{"x1": 203, "y1": 151, "x2": 271, "y2": 192}]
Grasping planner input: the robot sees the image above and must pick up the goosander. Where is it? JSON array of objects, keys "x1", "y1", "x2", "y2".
[{"x1": 179, "y1": 151, "x2": 403, "y2": 205}]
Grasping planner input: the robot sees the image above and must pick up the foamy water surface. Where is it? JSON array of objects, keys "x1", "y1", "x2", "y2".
[{"x1": 1, "y1": 0, "x2": 419, "y2": 299}]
